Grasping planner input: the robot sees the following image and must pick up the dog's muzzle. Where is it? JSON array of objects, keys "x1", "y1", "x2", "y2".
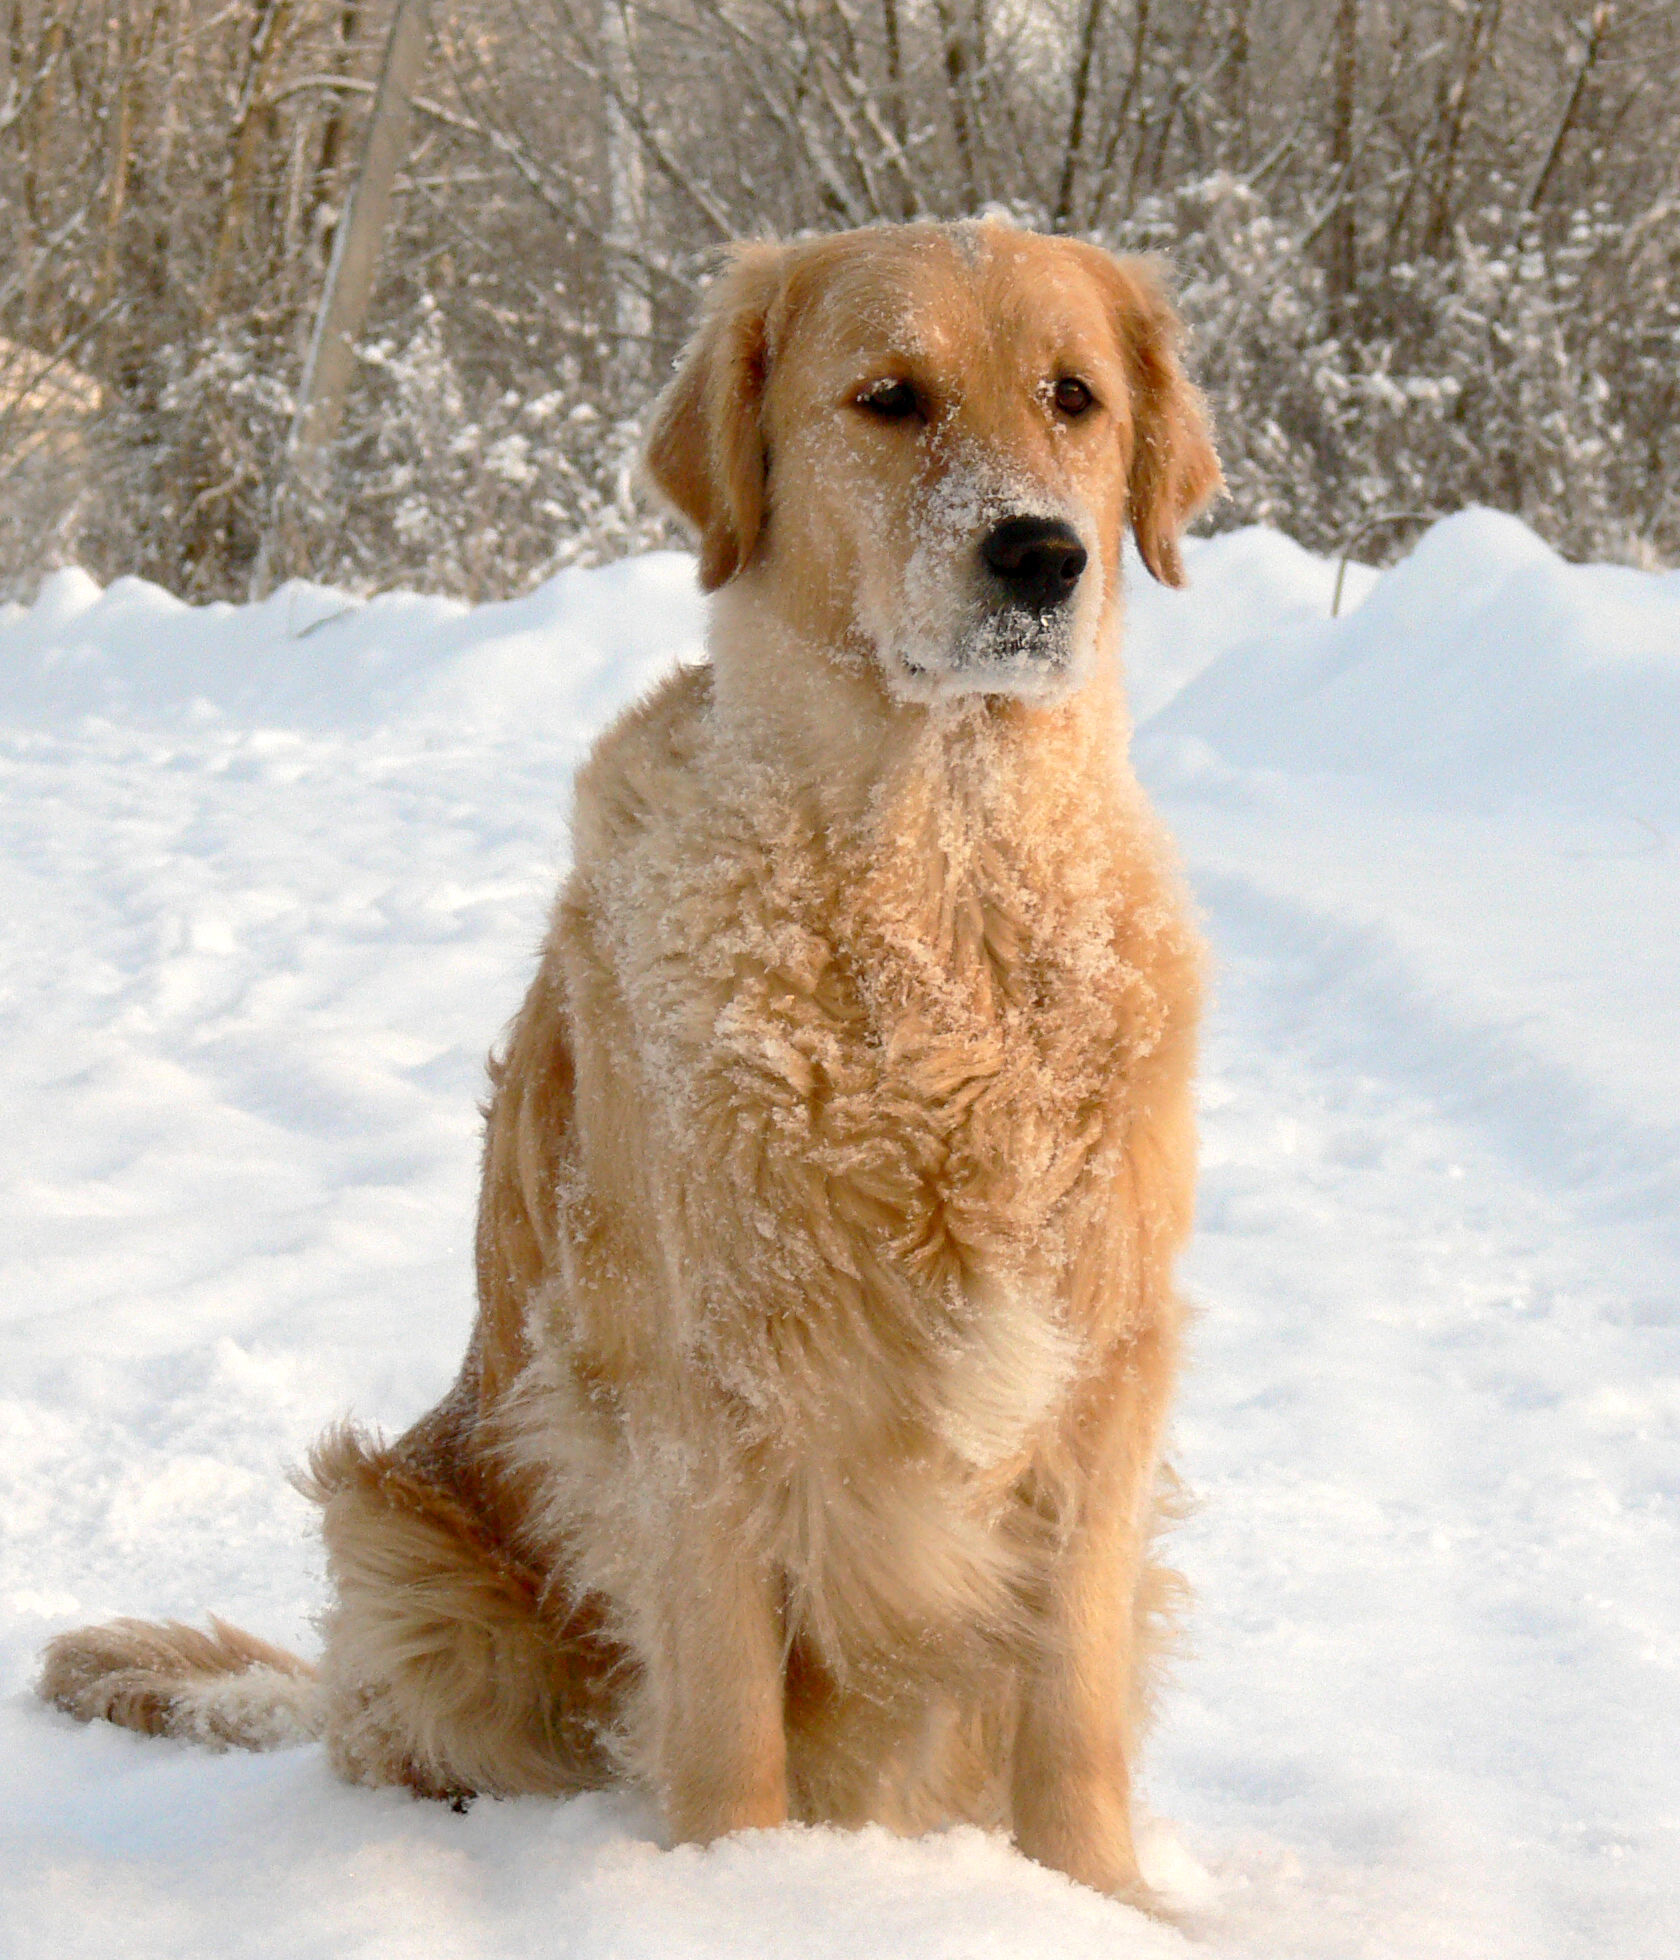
[
  {"x1": 921, "y1": 514, "x2": 1091, "y2": 689},
  {"x1": 885, "y1": 503, "x2": 1098, "y2": 702}
]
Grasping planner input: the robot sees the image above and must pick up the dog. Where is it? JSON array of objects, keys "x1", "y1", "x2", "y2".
[{"x1": 40, "y1": 216, "x2": 1220, "y2": 1911}]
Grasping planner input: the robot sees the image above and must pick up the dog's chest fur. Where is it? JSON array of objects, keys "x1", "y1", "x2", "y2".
[{"x1": 568, "y1": 672, "x2": 1188, "y2": 1483}]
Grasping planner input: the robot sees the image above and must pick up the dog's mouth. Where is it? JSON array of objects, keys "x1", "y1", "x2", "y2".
[
  {"x1": 961, "y1": 603, "x2": 1077, "y2": 673},
  {"x1": 899, "y1": 605, "x2": 1076, "y2": 694}
]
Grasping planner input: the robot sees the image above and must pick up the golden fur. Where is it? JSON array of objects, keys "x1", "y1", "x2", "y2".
[{"x1": 39, "y1": 217, "x2": 1220, "y2": 1910}]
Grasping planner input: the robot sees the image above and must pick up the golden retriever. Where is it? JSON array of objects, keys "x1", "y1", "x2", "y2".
[{"x1": 40, "y1": 216, "x2": 1220, "y2": 1911}]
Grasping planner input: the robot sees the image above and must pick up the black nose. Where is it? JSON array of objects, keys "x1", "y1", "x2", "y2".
[{"x1": 981, "y1": 516, "x2": 1088, "y2": 612}]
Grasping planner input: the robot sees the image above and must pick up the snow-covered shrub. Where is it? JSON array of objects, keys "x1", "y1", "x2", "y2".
[
  {"x1": 320, "y1": 301, "x2": 670, "y2": 597},
  {"x1": 1107, "y1": 177, "x2": 1678, "y2": 567},
  {"x1": 64, "y1": 327, "x2": 295, "y2": 602}
]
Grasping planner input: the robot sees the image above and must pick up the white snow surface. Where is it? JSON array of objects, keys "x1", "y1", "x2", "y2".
[{"x1": 3, "y1": 510, "x2": 1676, "y2": 1957}]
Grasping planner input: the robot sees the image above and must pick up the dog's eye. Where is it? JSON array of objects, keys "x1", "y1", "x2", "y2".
[
  {"x1": 1052, "y1": 377, "x2": 1095, "y2": 418},
  {"x1": 856, "y1": 379, "x2": 921, "y2": 422}
]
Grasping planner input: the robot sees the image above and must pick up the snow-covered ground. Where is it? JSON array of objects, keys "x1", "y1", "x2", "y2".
[{"x1": 2, "y1": 511, "x2": 1675, "y2": 1958}]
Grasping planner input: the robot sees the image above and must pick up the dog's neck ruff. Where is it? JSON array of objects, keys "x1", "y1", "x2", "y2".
[{"x1": 704, "y1": 574, "x2": 1134, "y2": 843}]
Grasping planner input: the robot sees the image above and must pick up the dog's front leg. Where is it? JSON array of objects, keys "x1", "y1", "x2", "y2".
[
  {"x1": 646, "y1": 1515, "x2": 789, "y2": 1844},
  {"x1": 1011, "y1": 1320, "x2": 1176, "y2": 1907}
]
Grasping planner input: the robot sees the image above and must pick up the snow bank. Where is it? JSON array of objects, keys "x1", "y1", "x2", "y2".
[
  {"x1": 0, "y1": 552, "x2": 703, "y2": 736},
  {"x1": 2, "y1": 516, "x2": 1676, "y2": 1958},
  {"x1": 1142, "y1": 508, "x2": 1680, "y2": 815}
]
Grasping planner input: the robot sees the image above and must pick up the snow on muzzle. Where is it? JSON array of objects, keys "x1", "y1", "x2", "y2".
[{"x1": 864, "y1": 467, "x2": 1107, "y2": 707}]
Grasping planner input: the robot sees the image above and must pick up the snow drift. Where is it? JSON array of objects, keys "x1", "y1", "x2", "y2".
[{"x1": 1144, "y1": 508, "x2": 1680, "y2": 815}]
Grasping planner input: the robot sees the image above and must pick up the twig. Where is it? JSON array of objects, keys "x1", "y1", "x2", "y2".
[{"x1": 1331, "y1": 509, "x2": 1442, "y2": 616}]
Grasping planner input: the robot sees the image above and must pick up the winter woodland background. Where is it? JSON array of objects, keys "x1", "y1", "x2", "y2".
[{"x1": 2, "y1": 0, "x2": 1677, "y2": 602}]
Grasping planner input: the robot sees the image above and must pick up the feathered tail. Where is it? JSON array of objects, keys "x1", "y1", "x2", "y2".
[{"x1": 38, "y1": 1614, "x2": 322, "y2": 1752}]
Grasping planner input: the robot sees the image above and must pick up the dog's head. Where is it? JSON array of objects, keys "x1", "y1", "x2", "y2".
[{"x1": 645, "y1": 220, "x2": 1221, "y2": 707}]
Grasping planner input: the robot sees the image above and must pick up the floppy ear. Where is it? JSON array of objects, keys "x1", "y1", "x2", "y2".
[
  {"x1": 1079, "y1": 248, "x2": 1223, "y2": 588},
  {"x1": 643, "y1": 243, "x2": 789, "y2": 592}
]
